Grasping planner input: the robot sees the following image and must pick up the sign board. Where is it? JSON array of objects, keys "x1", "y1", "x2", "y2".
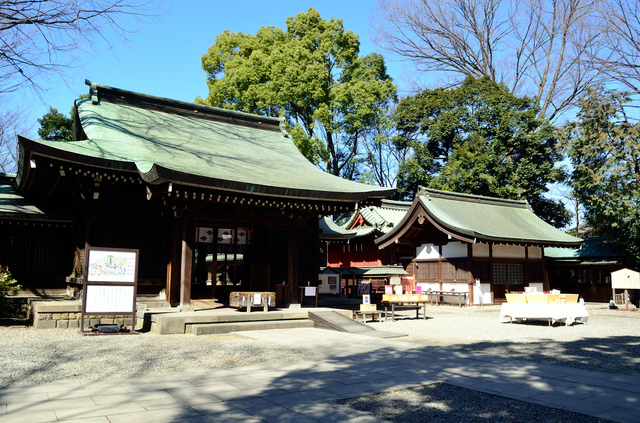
[
  {"x1": 87, "y1": 250, "x2": 138, "y2": 283},
  {"x1": 81, "y1": 245, "x2": 139, "y2": 335},
  {"x1": 611, "y1": 268, "x2": 640, "y2": 289},
  {"x1": 85, "y1": 285, "x2": 135, "y2": 313}
]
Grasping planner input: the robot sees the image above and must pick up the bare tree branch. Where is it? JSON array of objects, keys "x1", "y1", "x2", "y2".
[
  {"x1": 597, "y1": 0, "x2": 640, "y2": 96},
  {"x1": 0, "y1": 0, "x2": 161, "y2": 94},
  {"x1": 0, "y1": 100, "x2": 31, "y2": 173},
  {"x1": 372, "y1": 0, "x2": 610, "y2": 121}
]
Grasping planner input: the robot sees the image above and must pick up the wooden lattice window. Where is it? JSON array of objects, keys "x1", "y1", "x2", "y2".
[
  {"x1": 493, "y1": 263, "x2": 507, "y2": 285},
  {"x1": 415, "y1": 261, "x2": 439, "y2": 281},
  {"x1": 443, "y1": 261, "x2": 456, "y2": 280},
  {"x1": 456, "y1": 261, "x2": 469, "y2": 281},
  {"x1": 508, "y1": 263, "x2": 524, "y2": 284},
  {"x1": 443, "y1": 260, "x2": 469, "y2": 281},
  {"x1": 493, "y1": 262, "x2": 524, "y2": 285}
]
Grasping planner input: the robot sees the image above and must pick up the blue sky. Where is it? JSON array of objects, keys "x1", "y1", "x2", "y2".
[{"x1": 28, "y1": 0, "x2": 412, "y2": 134}]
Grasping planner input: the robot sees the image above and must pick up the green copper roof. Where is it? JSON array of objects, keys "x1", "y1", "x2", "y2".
[
  {"x1": 377, "y1": 188, "x2": 582, "y2": 248},
  {"x1": 19, "y1": 81, "x2": 394, "y2": 203},
  {"x1": 349, "y1": 199, "x2": 410, "y2": 232},
  {"x1": 0, "y1": 174, "x2": 71, "y2": 221},
  {"x1": 545, "y1": 237, "x2": 621, "y2": 259},
  {"x1": 319, "y1": 216, "x2": 357, "y2": 240},
  {"x1": 320, "y1": 265, "x2": 408, "y2": 277},
  {"x1": 321, "y1": 199, "x2": 411, "y2": 241}
]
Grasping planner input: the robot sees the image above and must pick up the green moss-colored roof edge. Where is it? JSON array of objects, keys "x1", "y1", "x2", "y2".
[
  {"x1": 84, "y1": 80, "x2": 286, "y2": 134},
  {"x1": 19, "y1": 134, "x2": 394, "y2": 203},
  {"x1": 545, "y1": 237, "x2": 622, "y2": 259},
  {"x1": 319, "y1": 216, "x2": 358, "y2": 240},
  {"x1": 320, "y1": 265, "x2": 408, "y2": 277},
  {"x1": 376, "y1": 187, "x2": 582, "y2": 248},
  {"x1": 0, "y1": 174, "x2": 73, "y2": 222}
]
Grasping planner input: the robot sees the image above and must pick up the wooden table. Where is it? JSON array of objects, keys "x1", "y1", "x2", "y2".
[
  {"x1": 427, "y1": 290, "x2": 468, "y2": 308},
  {"x1": 382, "y1": 294, "x2": 431, "y2": 322}
]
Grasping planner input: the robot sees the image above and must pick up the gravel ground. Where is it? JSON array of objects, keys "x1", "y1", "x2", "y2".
[
  {"x1": 0, "y1": 304, "x2": 634, "y2": 422},
  {"x1": 337, "y1": 304, "x2": 636, "y2": 423},
  {"x1": 0, "y1": 329, "x2": 325, "y2": 387},
  {"x1": 368, "y1": 304, "x2": 640, "y2": 376},
  {"x1": 336, "y1": 383, "x2": 613, "y2": 423}
]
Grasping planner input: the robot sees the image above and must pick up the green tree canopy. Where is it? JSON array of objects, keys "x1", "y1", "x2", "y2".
[
  {"x1": 197, "y1": 7, "x2": 397, "y2": 178},
  {"x1": 561, "y1": 86, "x2": 640, "y2": 265},
  {"x1": 394, "y1": 76, "x2": 569, "y2": 227},
  {"x1": 37, "y1": 107, "x2": 73, "y2": 142}
]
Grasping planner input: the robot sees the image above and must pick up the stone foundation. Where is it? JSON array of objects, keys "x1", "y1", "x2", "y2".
[{"x1": 32, "y1": 301, "x2": 134, "y2": 329}]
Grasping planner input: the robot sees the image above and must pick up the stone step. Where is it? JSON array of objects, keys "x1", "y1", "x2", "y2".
[{"x1": 189, "y1": 319, "x2": 314, "y2": 335}]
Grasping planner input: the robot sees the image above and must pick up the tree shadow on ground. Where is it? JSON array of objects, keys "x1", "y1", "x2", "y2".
[
  {"x1": 336, "y1": 382, "x2": 616, "y2": 423},
  {"x1": 440, "y1": 335, "x2": 640, "y2": 377}
]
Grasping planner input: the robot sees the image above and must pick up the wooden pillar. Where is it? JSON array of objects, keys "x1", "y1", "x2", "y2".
[
  {"x1": 250, "y1": 224, "x2": 270, "y2": 292},
  {"x1": 288, "y1": 221, "x2": 299, "y2": 303},
  {"x1": 467, "y1": 243, "x2": 474, "y2": 306},
  {"x1": 180, "y1": 214, "x2": 194, "y2": 308},
  {"x1": 166, "y1": 218, "x2": 182, "y2": 304}
]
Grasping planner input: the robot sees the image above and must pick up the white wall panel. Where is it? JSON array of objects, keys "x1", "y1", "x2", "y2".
[
  {"x1": 472, "y1": 243, "x2": 490, "y2": 258},
  {"x1": 416, "y1": 243, "x2": 440, "y2": 260},
  {"x1": 528, "y1": 246, "x2": 542, "y2": 259},
  {"x1": 493, "y1": 244, "x2": 526, "y2": 258},
  {"x1": 441, "y1": 242, "x2": 468, "y2": 258}
]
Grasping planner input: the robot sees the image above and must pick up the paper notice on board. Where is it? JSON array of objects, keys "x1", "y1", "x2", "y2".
[{"x1": 85, "y1": 285, "x2": 134, "y2": 313}]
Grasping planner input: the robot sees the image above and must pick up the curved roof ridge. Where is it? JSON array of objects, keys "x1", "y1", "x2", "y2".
[
  {"x1": 84, "y1": 80, "x2": 286, "y2": 134},
  {"x1": 376, "y1": 189, "x2": 582, "y2": 248},
  {"x1": 419, "y1": 187, "x2": 532, "y2": 210},
  {"x1": 380, "y1": 199, "x2": 412, "y2": 210}
]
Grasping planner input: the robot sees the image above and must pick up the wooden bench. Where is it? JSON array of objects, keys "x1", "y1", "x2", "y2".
[
  {"x1": 229, "y1": 292, "x2": 275, "y2": 312},
  {"x1": 353, "y1": 310, "x2": 382, "y2": 323}
]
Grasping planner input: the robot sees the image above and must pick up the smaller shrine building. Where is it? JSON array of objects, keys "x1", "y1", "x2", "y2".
[{"x1": 373, "y1": 188, "x2": 583, "y2": 304}]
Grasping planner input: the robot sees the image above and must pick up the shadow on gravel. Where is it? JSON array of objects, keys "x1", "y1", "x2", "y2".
[
  {"x1": 439, "y1": 335, "x2": 640, "y2": 377},
  {"x1": 1, "y1": 328, "x2": 636, "y2": 422},
  {"x1": 336, "y1": 382, "x2": 616, "y2": 423}
]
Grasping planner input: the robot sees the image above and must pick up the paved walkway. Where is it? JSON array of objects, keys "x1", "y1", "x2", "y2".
[{"x1": 1, "y1": 328, "x2": 640, "y2": 422}]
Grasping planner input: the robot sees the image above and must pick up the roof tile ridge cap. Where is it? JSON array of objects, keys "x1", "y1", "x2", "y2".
[
  {"x1": 380, "y1": 199, "x2": 412, "y2": 210},
  {"x1": 381, "y1": 199, "x2": 412, "y2": 206},
  {"x1": 419, "y1": 187, "x2": 529, "y2": 208},
  {"x1": 83, "y1": 79, "x2": 286, "y2": 132}
]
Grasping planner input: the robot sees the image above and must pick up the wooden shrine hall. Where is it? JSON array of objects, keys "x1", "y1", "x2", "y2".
[
  {"x1": 3, "y1": 80, "x2": 394, "y2": 307},
  {"x1": 374, "y1": 188, "x2": 583, "y2": 304}
]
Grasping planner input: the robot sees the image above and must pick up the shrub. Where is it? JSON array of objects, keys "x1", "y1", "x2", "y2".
[{"x1": 0, "y1": 265, "x2": 21, "y2": 315}]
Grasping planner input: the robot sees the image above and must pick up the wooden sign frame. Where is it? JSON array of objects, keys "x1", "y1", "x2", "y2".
[{"x1": 80, "y1": 244, "x2": 139, "y2": 335}]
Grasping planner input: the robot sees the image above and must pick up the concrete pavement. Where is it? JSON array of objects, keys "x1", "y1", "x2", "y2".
[{"x1": 1, "y1": 327, "x2": 639, "y2": 422}]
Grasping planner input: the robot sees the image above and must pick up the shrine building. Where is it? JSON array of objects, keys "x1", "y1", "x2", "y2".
[
  {"x1": 374, "y1": 187, "x2": 583, "y2": 304},
  {"x1": 0, "y1": 80, "x2": 394, "y2": 306}
]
